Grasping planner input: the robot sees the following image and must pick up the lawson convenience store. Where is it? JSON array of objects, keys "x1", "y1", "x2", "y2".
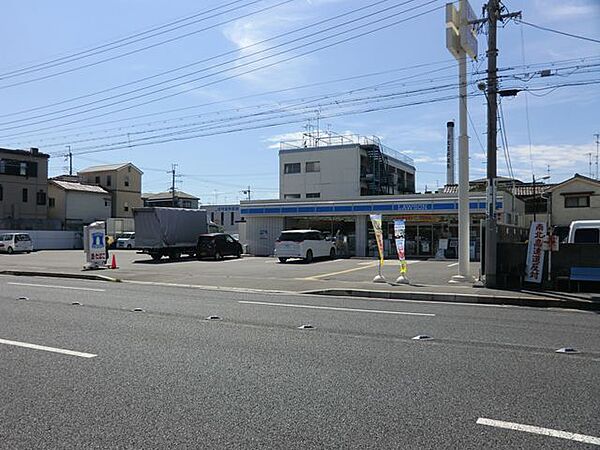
[{"x1": 240, "y1": 191, "x2": 523, "y2": 259}]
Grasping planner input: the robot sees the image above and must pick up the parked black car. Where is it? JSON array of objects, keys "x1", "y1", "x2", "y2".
[{"x1": 197, "y1": 233, "x2": 242, "y2": 260}]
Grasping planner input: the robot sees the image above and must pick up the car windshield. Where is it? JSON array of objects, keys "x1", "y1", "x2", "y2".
[{"x1": 278, "y1": 232, "x2": 308, "y2": 242}]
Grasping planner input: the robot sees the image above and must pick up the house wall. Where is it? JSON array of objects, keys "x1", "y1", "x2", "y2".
[
  {"x1": 0, "y1": 151, "x2": 49, "y2": 220},
  {"x1": 551, "y1": 179, "x2": 600, "y2": 226},
  {"x1": 80, "y1": 166, "x2": 142, "y2": 218}
]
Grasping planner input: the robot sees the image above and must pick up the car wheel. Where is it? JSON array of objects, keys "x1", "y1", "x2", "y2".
[
  {"x1": 170, "y1": 251, "x2": 181, "y2": 260},
  {"x1": 278, "y1": 257, "x2": 288, "y2": 263},
  {"x1": 235, "y1": 249, "x2": 241, "y2": 258},
  {"x1": 214, "y1": 251, "x2": 222, "y2": 261},
  {"x1": 7, "y1": 247, "x2": 14, "y2": 254},
  {"x1": 150, "y1": 253, "x2": 162, "y2": 261},
  {"x1": 330, "y1": 248, "x2": 336, "y2": 260},
  {"x1": 304, "y1": 249, "x2": 313, "y2": 264}
]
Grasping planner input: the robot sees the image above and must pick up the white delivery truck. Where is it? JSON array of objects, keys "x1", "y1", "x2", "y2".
[{"x1": 567, "y1": 220, "x2": 600, "y2": 244}]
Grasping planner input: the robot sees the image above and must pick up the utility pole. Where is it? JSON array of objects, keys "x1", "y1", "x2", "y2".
[
  {"x1": 169, "y1": 164, "x2": 181, "y2": 207},
  {"x1": 65, "y1": 145, "x2": 73, "y2": 176},
  {"x1": 594, "y1": 133, "x2": 599, "y2": 180},
  {"x1": 589, "y1": 153, "x2": 593, "y2": 178},
  {"x1": 471, "y1": 0, "x2": 520, "y2": 289},
  {"x1": 241, "y1": 186, "x2": 252, "y2": 201}
]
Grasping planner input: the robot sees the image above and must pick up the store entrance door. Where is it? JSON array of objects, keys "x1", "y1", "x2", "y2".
[{"x1": 405, "y1": 224, "x2": 434, "y2": 258}]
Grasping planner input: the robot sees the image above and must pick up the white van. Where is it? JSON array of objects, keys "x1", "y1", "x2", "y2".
[
  {"x1": 567, "y1": 220, "x2": 600, "y2": 244},
  {"x1": 0, "y1": 233, "x2": 33, "y2": 254},
  {"x1": 275, "y1": 229, "x2": 336, "y2": 263}
]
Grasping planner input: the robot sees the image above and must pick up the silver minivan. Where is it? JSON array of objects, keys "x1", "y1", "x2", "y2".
[{"x1": 0, "y1": 233, "x2": 33, "y2": 254}]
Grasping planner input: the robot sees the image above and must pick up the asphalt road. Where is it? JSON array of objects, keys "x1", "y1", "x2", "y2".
[{"x1": 1, "y1": 274, "x2": 599, "y2": 449}]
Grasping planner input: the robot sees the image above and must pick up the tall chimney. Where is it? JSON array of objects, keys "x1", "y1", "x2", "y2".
[{"x1": 446, "y1": 121, "x2": 455, "y2": 185}]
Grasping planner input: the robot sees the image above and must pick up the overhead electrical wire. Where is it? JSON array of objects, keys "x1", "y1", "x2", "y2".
[
  {"x1": 0, "y1": 0, "x2": 286, "y2": 87},
  {"x1": 517, "y1": 19, "x2": 600, "y2": 45},
  {"x1": 0, "y1": 0, "x2": 444, "y2": 135},
  {"x1": 0, "y1": 0, "x2": 399, "y2": 116}
]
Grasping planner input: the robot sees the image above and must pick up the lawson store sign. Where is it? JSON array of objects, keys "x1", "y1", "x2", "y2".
[{"x1": 241, "y1": 200, "x2": 503, "y2": 216}]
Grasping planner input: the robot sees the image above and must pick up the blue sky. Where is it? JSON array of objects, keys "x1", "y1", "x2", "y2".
[{"x1": 1, "y1": 0, "x2": 599, "y2": 202}]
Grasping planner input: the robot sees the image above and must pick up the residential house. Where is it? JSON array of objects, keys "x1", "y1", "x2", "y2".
[
  {"x1": 48, "y1": 178, "x2": 112, "y2": 230},
  {"x1": 0, "y1": 147, "x2": 49, "y2": 224},
  {"x1": 78, "y1": 163, "x2": 143, "y2": 218},
  {"x1": 142, "y1": 190, "x2": 199, "y2": 209}
]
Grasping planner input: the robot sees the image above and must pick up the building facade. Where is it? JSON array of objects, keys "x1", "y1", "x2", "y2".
[
  {"x1": 548, "y1": 174, "x2": 600, "y2": 235},
  {"x1": 204, "y1": 204, "x2": 242, "y2": 235},
  {"x1": 48, "y1": 179, "x2": 111, "y2": 230},
  {"x1": 241, "y1": 191, "x2": 521, "y2": 258},
  {"x1": 79, "y1": 163, "x2": 143, "y2": 218},
  {"x1": 142, "y1": 190, "x2": 199, "y2": 209},
  {"x1": 0, "y1": 147, "x2": 49, "y2": 222},
  {"x1": 279, "y1": 134, "x2": 416, "y2": 201}
]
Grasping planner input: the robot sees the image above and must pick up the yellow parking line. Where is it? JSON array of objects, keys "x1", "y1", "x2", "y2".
[{"x1": 303, "y1": 262, "x2": 377, "y2": 280}]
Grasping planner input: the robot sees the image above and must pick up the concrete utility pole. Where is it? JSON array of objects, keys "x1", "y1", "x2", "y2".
[
  {"x1": 65, "y1": 145, "x2": 73, "y2": 176},
  {"x1": 477, "y1": 0, "x2": 521, "y2": 289},
  {"x1": 169, "y1": 164, "x2": 181, "y2": 207}
]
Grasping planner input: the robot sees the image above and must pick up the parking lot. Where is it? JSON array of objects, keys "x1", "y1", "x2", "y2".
[{"x1": 0, "y1": 249, "x2": 482, "y2": 293}]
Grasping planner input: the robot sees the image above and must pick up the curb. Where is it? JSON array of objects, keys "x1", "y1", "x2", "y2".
[
  {"x1": 0, "y1": 270, "x2": 121, "y2": 283},
  {"x1": 301, "y1": 288, "x2": 600, "y2": 312}
]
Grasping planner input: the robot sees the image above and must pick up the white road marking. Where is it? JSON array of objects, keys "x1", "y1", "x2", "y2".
[
  {"x1": 0, "y1": 338, "x2": 97, "y2": 358},
  {"x1": 238, "y1": 300, "x2": 435, "y2": 317},
  {"x1": 7, "y1": 282, "x2": 105, "y2": 292},
  {"x1": 476, "y1": 418, "x2": 600, "y2": 446},
  {"x1": 447, "y1": 262, "x2": 459, "y2": 267}
]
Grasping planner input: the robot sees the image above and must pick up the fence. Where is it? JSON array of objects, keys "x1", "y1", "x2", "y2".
[{"x1": 0, "y1": 230, "x2": 83, "y2": 250}]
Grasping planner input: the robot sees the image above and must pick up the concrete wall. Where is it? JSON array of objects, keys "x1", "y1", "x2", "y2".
[
  {"x1": 0, "y1": 151, "x2": 49, "y2": 220},
  {"x1": 550, "y1": 179, "x2": 600, "y2": 226},
  {"x1": 279, "y1": 145, "x2": 361, "y2": 201},
  {"x1": 0, "y1": 229, "x2": 82, "y2": 250},
  {"x1": 245, "y1": 216, "x2": 284, "y2": 256}
]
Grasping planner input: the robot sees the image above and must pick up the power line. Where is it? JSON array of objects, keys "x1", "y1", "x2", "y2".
[
  {"x1": 517, "y1": 19, "x2": 600, "y2": 45},
  {"x1": 0, "y1": 0, "x2": 443, "y2": 134},
  {"x1": 0, "y1": 0, "x2": 280, "y2": 87},
  {"x1": 0, "y1": 0, "x2": 398, "y2": 116}
]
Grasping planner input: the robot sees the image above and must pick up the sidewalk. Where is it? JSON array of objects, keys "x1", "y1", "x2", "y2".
[{"x1": 1, "y1": 250, "x2": 598, "y2": 311}]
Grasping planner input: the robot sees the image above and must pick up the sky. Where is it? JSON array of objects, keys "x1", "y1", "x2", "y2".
[{"x1": 1, "y1": 0, "x2": 599, "y2": 203}]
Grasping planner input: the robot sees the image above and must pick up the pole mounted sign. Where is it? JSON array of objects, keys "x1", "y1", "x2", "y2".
[
  {"x1": 83, "y1": 221, "x2": 107, "y2": 270},
  {"x1": 446, "y1": 0, "x2": 478, "y2": 284}
]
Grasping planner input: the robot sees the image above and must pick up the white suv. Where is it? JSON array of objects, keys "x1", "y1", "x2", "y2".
[
  {"x1": 116, "y1": 232, "x2": 136, "y2": 249},
  {"x1": 0, "y1": 233, "x2": 33, "y2": 254},
  {"x1": 275, "y1": 230, "x2": 335, "y2": 263}
]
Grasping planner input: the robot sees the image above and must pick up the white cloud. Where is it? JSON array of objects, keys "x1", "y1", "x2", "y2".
[{"x1": 533, "y1": 0, "x2": 600, "y2": 22}]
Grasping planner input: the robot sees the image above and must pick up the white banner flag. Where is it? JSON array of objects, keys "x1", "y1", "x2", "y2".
[{"x1": 525, "y1": 221, "x2": 546, "y2": 283}]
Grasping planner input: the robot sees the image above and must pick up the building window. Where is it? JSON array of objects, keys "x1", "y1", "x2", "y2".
[
  {"x1": 36, "y1": 190, "x2": 46, "y2": 206},
  {"x1": 220, "y1": 212, "x2": 224, "y2": 224},
  {"x1": 106, "y1": 175, "x2": 112, "y2": 186},
  {"x1": 22, "y1": 188, "x2": 28, "y2": 203},
  {"x1": 104, "y1": 199, "x2": 110, "y2": 207},
  {"x1": 49, "y1": 198, "x2": 55, "y2": 208},
  {"x1": 284, "y1": 193, "x2": 301, "y2": 199},
  {"x1": 306, "y1": 192, "x2": 320, "y2": 198},
  {"x1": 124, "y1": 202, "x2": 129, "y2": 212},
  {"x1": 0, "y1": 184, "x2": 2, "y2": 201},
  {"x1": 124, "y1": 176, "x2": 130, "y2": 187},
  {"x1": 230, "y1": 211, "x2": 235, "y2": 225},
  {"x1": 182, "y1": 200, "x2": 192, "y2": 208},
  {"x1": 284, "y1": 163, "x2": 301, "y2": 174},
  {"x1": 211, "y1": 212, "x2": 215, "y2": 222},
  {"x1": 305, "y1": 161, "x2": 320, "y2": 173},
  {"x1": 564, "y1": 195, "x2": 590, "y2": 208},
  {"x1": 525, "y1": 199, "x2": 547, "y2": 214},
  {"x1": 95, "y1": 176, "x2": 101, "y2": 184}
]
